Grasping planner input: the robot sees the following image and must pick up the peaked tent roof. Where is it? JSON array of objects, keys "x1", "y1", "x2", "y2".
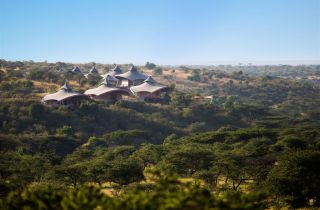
[
  {"x1": 72, "y1": 66, "x2": 83, "y2": 74},
  {"x1": 115, "y1": 65, "x2": 148, "y2": 81},
  {"x1": 43, "y1": 82, "x2": 86, "y2": 102},
  {"x1": 102, "y1": 65, "x2": 122, "y2": 78},
  {"x1": 60, "y1": 81, "x2": 72, "y2": 91},
  {"x1": 144, "y1": 76, "x2": 156, "y2": 84},
  {"x1": 112, "y1": 65, "x2": 122, "y2": 74},
  {"x1": 129, "y1": 65, "x2": 138, "y2": 72},
  {"x1": 84, "y1": 77, "x2": 130, "y2": 96},
  {"x1": 130, "y1": 77, "x2": 168, "y2": 94},
  {"x1": 89, "y1": 66, "x2": 99, "y2": 74}
]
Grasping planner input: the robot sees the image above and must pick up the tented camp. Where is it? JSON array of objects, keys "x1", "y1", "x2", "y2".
[
  {"x1": 130, "y1": 76, "x2": 168, "y2": 101},
  {"x1": 115, "y1": 65, "x2": 148, "y2": 87},
  {"x1": 43, "y1": 65, "x2": 169, "y2": 104},
  {"x1": 84, "y1": 76, "x2": 130, "y2": 101},
  {"x1": 42, "y1": 82, "x2": 88, "y2": 106}
]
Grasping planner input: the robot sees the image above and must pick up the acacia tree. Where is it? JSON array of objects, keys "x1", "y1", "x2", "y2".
[
  {"x1": 54, "y1": 163, "x2": 87, "y2": 188},
  {"x1": 104, "y1": 157, "x2": 144, "y2": 185},
  {"x1": 266, "y1": 150, "x2": 320, "y2": 208},
  {"x1": 163, "y1": 144, "x2": 215, "y2": 176},
  {"x1": 86, "y1": 159, "x2": 109, "y2": 186},
  {"x1": 145, "y1": 62, "x2": 156, "y2": 69},
  {"x1": 211, "y1": 154, "x2": 253, "y2": 191}
]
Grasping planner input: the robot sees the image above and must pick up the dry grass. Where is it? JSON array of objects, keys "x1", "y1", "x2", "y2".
[
  {"x1": 141, "y1": 68, "x2": 212, "y2": 92},
  {"x1": 101, "y1": 188, "x2": 116, "y2": 196},
  {"x1": 33, "y1": 80, "x2": 59, "y2": 90}
]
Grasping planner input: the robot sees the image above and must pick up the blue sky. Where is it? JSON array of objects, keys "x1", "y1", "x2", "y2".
[{"x1": 0, "y1": 0, "x2": 319, "y2": 65}]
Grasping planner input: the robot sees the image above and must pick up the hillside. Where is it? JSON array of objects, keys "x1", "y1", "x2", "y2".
[{"x1": 0, "y1": 60, "x2": 320, "y2": 209}]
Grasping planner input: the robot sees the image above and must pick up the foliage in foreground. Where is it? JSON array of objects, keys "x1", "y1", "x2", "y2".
[
  {"x1": 0, "y1": 172, "x2": 267, "y2": 210},
  {"x1": 266, "y1": 150, "x2": 320, "y2": 208}
]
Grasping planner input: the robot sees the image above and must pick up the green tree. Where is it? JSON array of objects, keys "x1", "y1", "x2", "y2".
[
  {"x1": 105, "y1": 157, "x2": 144, "y2": 185},
  {"x1": 56, "y1": 125, "x2": 73, "y2": 137},
  {"x1": 54, "y1": 163, "x2": 87, "y2": 188},
  {"x1": 0, "y1": 172, "x2": 267, "y2": 210},
  {"x1": 266, "y1": 150, "x2": 320, "y2": 208},
  {"x1": 153, "y1": 67, "x2": 163, "y2": 75},
  {"x1": 28, "y1": 103, "x2": 46, "y2": 120},
  {"x1": 131, "y1": 144, "x2": 164, "y2": 167},
  {"x1": 187, "y1": 69, "x2": 201, "y2": 82},
  {"x1": 170, "y1": 91, "x2": 192, "y2": 107},
  {"x1": 163, "y1": 144, "x2": 215, "y2": 176},
  {"x1": 192, "y1": 170, "x2": 219, "y2": 188},
  {"x1": 145, "y1": 62, "x2": 156, "y2": 69}
]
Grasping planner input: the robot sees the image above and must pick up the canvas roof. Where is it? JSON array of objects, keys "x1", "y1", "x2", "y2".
[
  {"x1": 144, "y1": 76, "x2": 156, "y2": 83},
  {"x1": 115, "y1": 65, "x2": 148, "y2": 81},
  {"x1": 102, "y1": 65, "x2": 122, "y2": 79},
  {"x1": 90, "y1": 66, "x2": 99, "y2": 74},
  {"x1": 72, "y1": 66, "x2": 83, "y2": 74},
  {"x1": 84, "y1": 77, "x2": 129, "y2": 96},
  {"x1": 101, "y1": 75, "x2": 113, "y2": 86},
  {"x1": 130, "y1": 76, "x2": 168, "y2": 93},
  {"x1": 112, "y1": 65, "x2": 122, "y2": 74},
  {"x1": 60, "y1": 81, "x2": 72, "y2": 91},
  {"x1": 43, "y1": 82, "x2": 86, "y2": 102}
]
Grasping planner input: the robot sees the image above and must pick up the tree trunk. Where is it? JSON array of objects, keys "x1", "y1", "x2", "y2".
[{"x1": 232, "y1": 179, "x2": 243, "y2": 191}]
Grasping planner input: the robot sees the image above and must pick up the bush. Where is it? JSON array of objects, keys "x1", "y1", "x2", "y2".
[
  {"x1": 56, "y1": 125, "x2": 73, "y2": 137},
  {"x1": 187, "y1": 69, "x2": 201, "y2": 82},
  {"x1": 28, "y1": 103, "x2": 46, "y2": 120},
  {"x1": 102, "y1": 130, "x2": 149, "y2": 147},
  {"x1": 153, "y1": 67, "x2": 163, "y2": 75},
  {"x1": 145, "y1": 62, "x2": 156, "y2": 69},
  {"x1": 27, "y1": 69, "x2": 60, "y2": 82},
  {"x1": 1, "y1": 172, "x2": 267, "y2": 210}
]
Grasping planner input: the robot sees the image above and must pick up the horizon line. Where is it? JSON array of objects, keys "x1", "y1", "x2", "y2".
[{"x1": 1, "y1": 58, "x2": 320, "y2": 66}]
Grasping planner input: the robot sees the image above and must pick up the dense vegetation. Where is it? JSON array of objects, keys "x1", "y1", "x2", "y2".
[{"x1": 0, "y1": 59, "x2": 320, "y2": 209}]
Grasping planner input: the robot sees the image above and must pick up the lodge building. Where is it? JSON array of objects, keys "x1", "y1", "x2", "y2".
[
  {"x1": 130, "y1": 76, "x2": 168, "y2": 101},
  {"x1": 85, "y1": 66, "x2": 99, "y2": 79},
  {"x1": 42, "y1": 82, "x2": 88, "y2": 106},
  {"x1": 43, "y1": 65, "x2": 168, "y2": 105},
  {"x1": 102, "y1": 65, "x2": 122, "y2": 86},
  {"x1": 115, "y1": 65, "x2": 148, "y2": 87},
  {"x1": 84, "y1": 76, "x2": 130, "y2": 101}
]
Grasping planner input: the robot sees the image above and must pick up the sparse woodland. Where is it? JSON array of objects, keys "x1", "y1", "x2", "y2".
[{"x1": 0, "y1": 59, "x2": 320, "y2": 209}]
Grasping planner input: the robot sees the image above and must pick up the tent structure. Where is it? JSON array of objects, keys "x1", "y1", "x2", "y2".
[
  {"x1": 85, "y1": 66, "x2": 100, "y2": 79},
  {"x1": 84, "y1": 76, "x2": 130, "y2": 101},
  {"x1": 115, "y1": 65, "x2": 148, "y2": 87},
  {"x1": 42, "y1": 82, "x2": 88, "y2": 106},
  {"x1": 71, "y1": 66, "x2": 83, "y2": 75},
  {"x1": 89, "y1": 66, "x2": 99, "y2": 74},
  {"x1": 130, "y1": 76, "x2": 168, "y2": 101},
  {"x1": 101, "y1": 65, "x2": 122, "y2": 86},
  {"x1": 102, "y1": 65, "x2": 122, "y2": 78}
]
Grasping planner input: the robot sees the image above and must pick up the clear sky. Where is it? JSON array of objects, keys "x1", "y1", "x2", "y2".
[{"x1": 0, "y1": 0, "x2": 319, "y2": 65}]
